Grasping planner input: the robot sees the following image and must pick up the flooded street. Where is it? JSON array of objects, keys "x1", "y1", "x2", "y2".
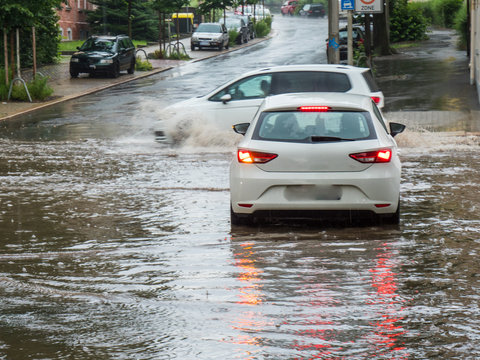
[{"x1": 1, "y1": 16, "x2": 480, "y2": 359}]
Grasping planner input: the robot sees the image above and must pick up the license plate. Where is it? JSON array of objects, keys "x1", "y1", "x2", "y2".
[
  {"x1": 89, "y1": 65, "x2": 96, "y2": 69},
  {"x1": 284, "y1": 185, "x2": 342, "y2": 201},
  {"x1": 200, "y1": 41, "x2": 209, "y2": 46}
]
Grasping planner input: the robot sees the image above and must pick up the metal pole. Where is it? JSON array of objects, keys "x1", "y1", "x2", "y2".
[{"x1": 347, "y1": 10, "x2": 353, "y2": 65}]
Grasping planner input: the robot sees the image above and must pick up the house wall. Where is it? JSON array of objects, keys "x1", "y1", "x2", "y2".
[{"x1": 57, "y1": 0, "x2": 94, "y2": 41}]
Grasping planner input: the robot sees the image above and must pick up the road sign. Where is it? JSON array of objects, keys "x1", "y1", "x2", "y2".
[
  {"x1": 341, "y1": 0, "x2": 354, "y2": 10},
  {"x1": 355, "y1": 0, "x2": 383, "y2": 13}
]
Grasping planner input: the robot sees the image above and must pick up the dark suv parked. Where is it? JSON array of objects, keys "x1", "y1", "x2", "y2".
[{"x1": 69, "y1": 35, "x2": 136, "y2": 78}]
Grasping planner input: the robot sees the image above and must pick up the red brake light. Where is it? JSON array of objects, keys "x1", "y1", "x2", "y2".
[
  {"x1": 298, "y1": 106, "x2": 331, "y2": 112},
  {"x1": 349, "y1": 149, "x2": 392, "y2": 163},
  {"x1": 237, "y1": 149, "x2": 278, "y2": 164},
  {"x1": 371, "y1": 96, "x2": 381, "y2": 104}
]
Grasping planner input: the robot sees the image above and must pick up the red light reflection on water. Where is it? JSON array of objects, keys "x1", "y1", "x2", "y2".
[
  {"x1": 233, "y1": 242, "x2": 264, "y2": 306},
  {"x1": 366, "y1": 243, "x2": 409, "y2": 359}
]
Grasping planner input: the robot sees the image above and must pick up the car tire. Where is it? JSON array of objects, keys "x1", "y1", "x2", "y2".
[
  {"x1": 127, "y1": 59, "x2": 135, "y2": 74},
  {"x1": 225, "y1": 41, "x2": 229, "y2": 50},
  {"x1": 219, "y1": 43, "x2": 224, "y2": 51},
  {"x1": 70, "y1": 70, "x2": 79, "y2": 78},
  {"x1": 112, "y1": 62, "x2": 120, "y2": 78},
  {"x1": 191, "y1": 45, "x2": 195, "y2": 51},
  {"x1": 230, "y1": 206, "x2": 254, "y2": 226}
]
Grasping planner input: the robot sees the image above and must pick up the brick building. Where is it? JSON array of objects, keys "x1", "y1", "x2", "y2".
[{"x1": 57, "y1": 0, "x2": 95, "y2": 41}]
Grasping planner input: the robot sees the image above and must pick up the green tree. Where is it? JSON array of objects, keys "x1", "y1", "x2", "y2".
[
  {"x1": 0, "y1": 0, "x2": 61, "y2": 72},
  {"x1": 87, "y1": 0, "x2": 159, "y2": 41}
]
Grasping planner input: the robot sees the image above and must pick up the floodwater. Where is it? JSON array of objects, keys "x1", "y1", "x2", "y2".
[{"x1": 1, "y1": 17, "x2": 480, "y2": 360}]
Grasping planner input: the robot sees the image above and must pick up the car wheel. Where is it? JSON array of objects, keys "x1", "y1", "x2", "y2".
[
  {"x1": 191, "y1": 44, "x2": 195, "y2": 51},
  {"x1": 127, "y1": 59, "x2": 135, "y2": 74},
  {"x1": 112, "y1": 62, "x2": 120, "y2": 78},
  {"x1": 70, "y1": 70, "x2": 79, "y2": 78},
  {"x1": 230, "y1": 206, "x2": 254, "y2": 226},
  {"x1": 225, "y1": 41, "x2": 229, "y2": 50},
  {"x1": 219, "y1": 43, "x2": 224, "y2": 51}
]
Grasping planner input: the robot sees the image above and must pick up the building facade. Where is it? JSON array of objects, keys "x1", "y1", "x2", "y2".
[{"x1": 57, "y1": 0, "x2": 94, "y2": 41}]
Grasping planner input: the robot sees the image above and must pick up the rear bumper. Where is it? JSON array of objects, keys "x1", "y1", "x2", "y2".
[{"x1": 230, "y1": 162, "x2": 401, "y2": 215}]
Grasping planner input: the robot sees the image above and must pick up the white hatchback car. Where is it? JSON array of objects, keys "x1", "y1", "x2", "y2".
[
  {"x1": 229, "y1": 93, "x2": 405, "y2": 225},
  {"x1": 157, "y1": 65, "x2": 385, "y2": 140}
]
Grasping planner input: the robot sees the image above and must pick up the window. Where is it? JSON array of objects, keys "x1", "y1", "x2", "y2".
[
  {"x1": 362, "y1": 70, "x2": 380, "y2": 92},
  {"x1": 67, "y1": 28, "x2": 72, "y2": 41},
  {"x1": 270, "y1": 71, "x2": 352, "y2": 94},
  {"x1": 253, "y1": 111, "x2": 376, "y2": 142},
  {"x1": 209, "y1": 74, "x2": 272, "y2": 101}
]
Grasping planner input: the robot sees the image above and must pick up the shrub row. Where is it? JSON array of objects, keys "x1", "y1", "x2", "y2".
[{"x1": 0, "y1": 70, "x2": 53, "y2": 101}]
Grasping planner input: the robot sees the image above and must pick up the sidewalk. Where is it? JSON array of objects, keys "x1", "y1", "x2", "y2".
[{"x1": 0, "y1": 36, "x2": 270, "y2": 122}]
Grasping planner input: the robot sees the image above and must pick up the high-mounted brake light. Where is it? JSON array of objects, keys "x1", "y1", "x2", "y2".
[
  {"x1": 237, "y1": 149, "x2": 278, "y2": 164},
  {"x1": 349, "y1": 149, "x2": 392, "y2": 163},
  {"x1": 371, "y1": 96, "x2": 381, "y2": 105},
  {"x1": 298, "y1": 106, "x2": 331, "y2": 112}
]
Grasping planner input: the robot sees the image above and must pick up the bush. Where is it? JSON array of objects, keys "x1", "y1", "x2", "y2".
[
  {"x1": 27, "y1": 76, "x2": 54, "y2": 101},
  {"x1": 0, "y1": 71, "x2": 53, "y2": 102},
  {"x1": 454, "y1": 0, "x2": 468, "y2": 49},
  {"x1": 390, "y1": 0, "x2": 428, "y2": 42},
  {"x1": 229, "y1": 29, "x2": 239, "y2": 45},
  {"x1": 255, "y1": 18, "x2": 271, "y2": 38},
  {"x1": 135, "y1": 56, "x2": 153, "y2": 71}
]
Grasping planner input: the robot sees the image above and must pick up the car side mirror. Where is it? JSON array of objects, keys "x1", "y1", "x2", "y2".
[
  {"x1": 233, "y1": 123, "x2": 250, "y2": 135},
  {"x1": 220, "y1": 94, "x2": 232, "y2": 104},
  {"x1": 389, "y1": 122, "x2": 406, "y2": 137}
]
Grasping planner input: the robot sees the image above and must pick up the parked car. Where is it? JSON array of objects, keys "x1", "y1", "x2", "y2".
[
  {"x1": 229, "y1": 93, "x2": 405, "y2": 225},
  {"x1": 299, "y1": 3, "x2": 326, "y2": 17},
  {"x1": 338, "y1": 26, "x2": 365, "y2": 62},
  {"x1": 69, "y1": 35, "x2": 136, "y2": 78},
  {"x1": 234, "y1": 14, "x2": 255, "y2": 39},
  {"x1": 218, "y1": 17, "x2": 249, "y2": 44},
  {"x1": 157, "y1": 65, "x2": 385, "y2": 140},
  {"x1": 191, "y1": 23, "x2": 230, "y2": 51},
  {"x1": 281, "y1": 0, "x2": 298, "y2": 15}
]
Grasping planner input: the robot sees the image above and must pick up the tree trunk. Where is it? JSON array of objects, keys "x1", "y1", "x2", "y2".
[
  {"x1": 127, "y1": 0, "x2": 132, "y2": 39},
  {"x1": 373, "y1": 9, "x2": 392, "y2": 56}
]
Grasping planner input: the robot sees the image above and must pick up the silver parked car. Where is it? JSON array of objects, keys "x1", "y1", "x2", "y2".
[{"x1": 191, "y1": 23, "x2": 230, "y2": 51}]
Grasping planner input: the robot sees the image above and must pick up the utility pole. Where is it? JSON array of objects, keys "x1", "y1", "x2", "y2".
[{"x1": 327, "y1": 0, "x2": 339, "y2": 64}]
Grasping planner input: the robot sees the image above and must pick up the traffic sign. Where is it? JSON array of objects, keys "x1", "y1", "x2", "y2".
[
  {"x1": 341, "y1": 0, "x2": 354, "y2": 10},
  {"x1": 355, "y1": 0, "x2": 383, "y2": 13}
]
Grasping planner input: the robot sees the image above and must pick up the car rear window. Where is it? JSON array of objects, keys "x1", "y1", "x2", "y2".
[
  {"x1": 362, "y1": 70, "x2": 380, "y2": 92},
  {"x1": 253, "y1": 111, "x2": 377, "y2": 142},
  {"x1": 270, "y1": 71, "x2": 351, "y2": 94}
]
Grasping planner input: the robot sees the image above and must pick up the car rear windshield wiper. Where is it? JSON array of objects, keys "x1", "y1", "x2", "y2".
[{"x1": 310, "y1": 136, "x2": 355, "y2": 142}]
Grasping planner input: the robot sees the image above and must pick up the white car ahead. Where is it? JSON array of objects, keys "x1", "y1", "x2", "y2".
[
  {"x1": 229, "y1": 93, "x2": 405, "y2": 226},
  {"x1": 157, "y1": 65, "x2": 385, "y2": 141}
]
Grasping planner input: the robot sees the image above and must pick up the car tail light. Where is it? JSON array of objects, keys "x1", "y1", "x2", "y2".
[
  {"x1": 371, "y1": 96, "x2": 381, "y2": 105},
  {"x1": 349, "y1": 149, "x2": 392, "y2": 163},
  {"x1": 237, "y1": 149, "x2": 278, "y2": 164},
  {"x1": 298, "y1": 106, "x2": 331, "y2": 112}
]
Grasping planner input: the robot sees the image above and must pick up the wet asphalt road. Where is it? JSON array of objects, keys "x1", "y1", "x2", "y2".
[{"x1": 1, "y1": 16, "x2": 480, "y2": 360}]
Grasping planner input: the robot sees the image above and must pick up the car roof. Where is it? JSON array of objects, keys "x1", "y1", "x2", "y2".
[
  {"x1": 259, "y1": 92, "x2": 373, "y2": 113},
  {"x1": 240, "y1": 64, "x2": 370, "y2": 77}
]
